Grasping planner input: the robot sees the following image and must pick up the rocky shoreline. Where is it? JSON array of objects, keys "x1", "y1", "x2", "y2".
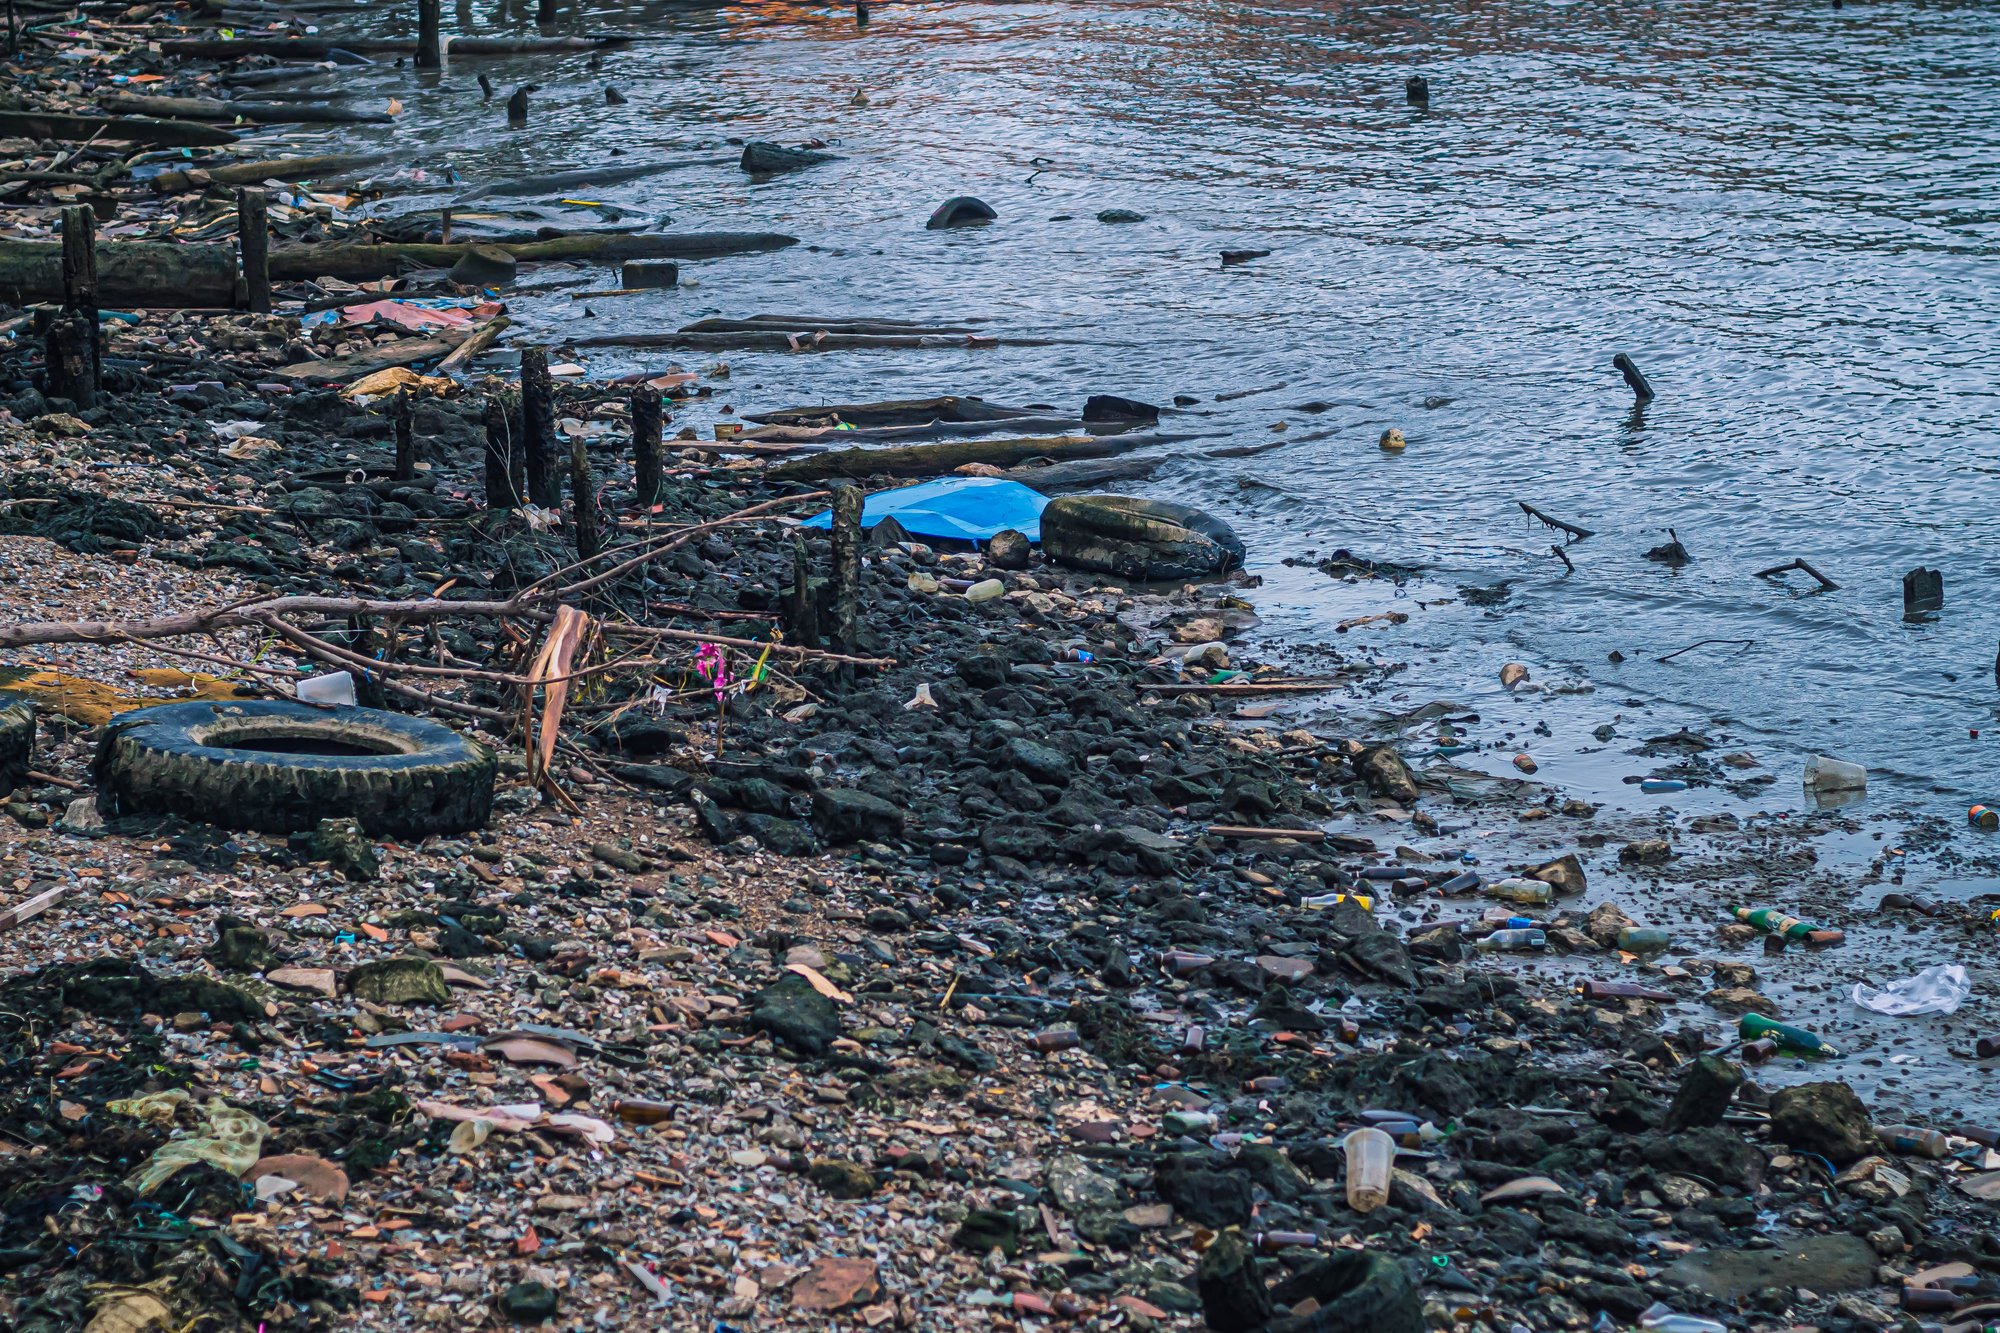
[{"x1": 2, "y1": 9, "x2": 2000, "y2": 1333}]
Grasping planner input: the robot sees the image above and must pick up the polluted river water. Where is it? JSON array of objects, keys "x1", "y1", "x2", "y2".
[
  {"x1": 255, "y1": 0, "x2": 2000, "y2": 1103},
  {"x1": 314, "y1": 0, "x2": 2000, "y2": 797},
  {"x1": 109, "y1": 0, "x2": 2000, "y2": 1088}
]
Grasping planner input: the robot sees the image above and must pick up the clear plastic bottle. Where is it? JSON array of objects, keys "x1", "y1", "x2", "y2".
[
  {"x1": 1343, "y1": 1127, "x2": 1394, "y2": 1213},
  {"x1": 1638, "y1": 1304, "x2": 1726, "y2": 1333},
  {"x1": 1476, "y1": 928, "x2": 1547, "y2": 952},
  {"x1": 1876, "y1": 1124, "x2": 1950, "y2": 1158},
  {"x1": 1617, "y1": 926, "x2": 1672, "y2": 952},
  {"x1": 1486, "y1": 878, "x2": 1552, "y2": 906}
]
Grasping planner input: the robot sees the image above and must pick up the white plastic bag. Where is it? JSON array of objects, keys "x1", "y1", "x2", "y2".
[{"x1": 1851, "y1": 964, "x2": 1969, "y2": 1016}]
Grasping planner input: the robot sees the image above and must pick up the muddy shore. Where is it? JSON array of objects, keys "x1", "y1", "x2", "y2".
[{"x1": 3, "y1": 8, "x2": 2000, "y2": 1333}]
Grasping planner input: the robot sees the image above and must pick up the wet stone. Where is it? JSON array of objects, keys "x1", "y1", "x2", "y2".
[
  {"x1": 345, "y1": 956, "x2": 450, "y2": 1006},
  {"x1": 1770, "y1": 1080, "x2": 1877, "y2": 1165},
  {"x1": 748, "y1": 972, "x2": 842, "y2": 1054},
  {"x1": 302, "y1": 817, "x2": 379, "y2": 881},
  {"x1": 497, "y1": 1280, "x2": 559, "y2": 1323}
]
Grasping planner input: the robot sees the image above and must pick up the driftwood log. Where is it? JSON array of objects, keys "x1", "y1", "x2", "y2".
[
  {"x1": 0, "y1": 237, "x2": 239, "y2": 308},
  {"x1": 274, "y1": 330, "x2": 469, "y2": 381},
  {"x1": 152, "y1": 152, "x2": 389, "y2": 194},
  {"x1": 268, "y1": 232, "x2": 797, "y2": 281},
  {"x1": 160, "y1": 33, "x2": 632, "y2": 57},
  {"x1": 102, "y1": 95, "x2": 391, "y2": 124},
  {"x1": 0, "y1": 111, "x2": 236, "y2": 147},
  {"x1": 770, "y1": 433, "x2": 1179, "y2": 482}
]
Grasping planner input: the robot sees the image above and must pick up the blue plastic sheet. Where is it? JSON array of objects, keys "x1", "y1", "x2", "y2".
[{"x1": 801, "y1": 477, "x2": 1048, "y2": 543}]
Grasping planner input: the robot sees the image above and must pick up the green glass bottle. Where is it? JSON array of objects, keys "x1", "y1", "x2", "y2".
[
  {"x1": 1740, "y1": 1012, "x2": 1838, "y2": 1057},
  {"x1": 1734, "y1": 907, "x2": 1815, "y2": 940}
]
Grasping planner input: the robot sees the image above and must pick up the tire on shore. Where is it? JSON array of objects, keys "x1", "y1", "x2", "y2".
[
  {"x1": 1040, "y1": 494, "x2": 1244, "y2": 581},
  {"x1": 0, "y1": 693, "x2": 34, "y2": 794},
  {"x1": 94, "y1": 699, "x2": 496, "y2": 836}
]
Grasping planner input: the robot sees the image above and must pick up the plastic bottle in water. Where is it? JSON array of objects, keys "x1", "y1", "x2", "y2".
[
  {"x1": 1617, "y1": 926, "x2": 1672, "y2": 952},
  {"x1": 1876, "y1": 1124, "x2": 1950, "y2": 1158},
  {"x1": 1343, "y1": 1127, "x2": 1395, "y2": 1213},
  {"x1": 1477, "y1": 928, "x2": 1547, "y2": 952}
]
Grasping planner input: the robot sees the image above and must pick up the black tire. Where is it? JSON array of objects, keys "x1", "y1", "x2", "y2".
[
  {"x1": 1267, "y1": 1253, "x2": 1424, "y2": 1333},
  {"x1": 1041, "y1": 495, "x2": 1245, "y2": 581},
  {"x1": 0, "y1": 692, "x2": 33, "y2": 795},
  {"x1": 93, "y1": 700, "x2": 496, "y2": 837}
]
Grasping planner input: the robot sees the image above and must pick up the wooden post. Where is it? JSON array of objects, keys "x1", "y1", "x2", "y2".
[
  {"x1": 784, "y1": 533, "x2": 819, "y2": 648},
  {"x1": 535, "y1": 0, "x2": 553, "y2": 23},
  {"x1": 416, "y1": 0, "x2": 442, "y2": 69},
  {"x1": 237, "y1": 187, "x2": 269, "y2": 314},
  {"x1": 439, "y1": 207, "x2": 452, "y2": 244},
  {"x1": 829, "y1": 484, "x2": 864, "y2": 651},
  {"x1": 59, "y1": 204, "x2": 96, "y2": 381},
  {"x1": 630, "y1": 383, "x2": 662, "y2": 508},
  {"x1": 483, "y1": 391, "x2": 519, "y2": 509},
  {"x1": 43, "y1": 313, "x2": 94, "y2": 409},
  {"x1": 519, "y1": 346, "x2": 561, "y2": 508},
  {"x1": 6, "y1": 0, "x2": 16, "y2": 58},
  {"x1": 393, "y1": 387, "x2": 416, "y2": 480},
  {"x1": 568, "y1": 434, "x2": 600, "y2": 559}
]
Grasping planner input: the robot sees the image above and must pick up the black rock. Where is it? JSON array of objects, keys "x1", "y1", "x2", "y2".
[
  {"x1": 1770, "y1": 1080, "x2": 1876, "y2": 1165},
  {"x1": 1645, "y1": 1126, "x2": 1766, "y2": 1190},
  {"x1": 305, "y1": 817, "x2": 379, "y2": 881},
  {"x1": 206, "y1": 914, "x2": 279, "y2": 973},
  {"x1": 1661, "y1": 1055, "x2": 1743, "y2": 1134},
  {"x1": 807, "y1": 1158, "x2": 878, "y2": 1198},
  {"x1": 926, "y1": 195, "x2": 996, "y2": 229},
  {"x1": 953, "y1": 1208, "x2": 1021, "y2": 1254},
  {"x1": 740, "y1": 814, "x2": 816, "y2": 857},
  {"x1": 1196, "y1": 1229, "x2": 1273, "y2": 1332},
  {"x1": 811, "y1": 787, "x2": 905, "y2": 845},
  {"x1": 1001, "y1": 737, "x2": 1072, "y2": 785},
  {"x1": 498, "y1": 1281, "x2": 558, "y2": 1323},
  {"x1": 741, "y1": 140, "x2": 836, "y2": 173},
  {"x1": 1081, "y1": 394, "x2": 1159, "y2": 425},
  {"x1": 1097, "y1": 208, "x2": 1145, "y2": 224},
  {"x1": 987, "y1": 528, "x2": 1030, "y2": 569},
  {"x1": 748, "y1": 972, "x2": 841, "y2": 1054},
  {"x1": 1154, "y1": 1153, "x2": 1254, "y2": 1227},
  {"x1": 956, "y1": 653, "x2": 1012, "y2": 688}
]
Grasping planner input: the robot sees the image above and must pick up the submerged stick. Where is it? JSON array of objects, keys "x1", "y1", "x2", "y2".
[
  {"x1": 1613, "y1": 352, "x2": 1655, "y2": 403},
  {"x1": 1655, "y1": 638, "x2": 1757, "y2": 663},
  {"x1": 1206, "y1": 825, "x2": 1328, "y2": 842},
  {"x1": 1755, "y1": 557, "x2": 1839, "y2": 591},
  {"x1": 435, "y1": 315, "x2": 509, "y2": 374},
  {"x1": 1518, "y1": 501, "x2": 1593, "y2": 541}
]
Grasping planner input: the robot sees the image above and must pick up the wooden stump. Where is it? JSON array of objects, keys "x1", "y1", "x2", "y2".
[
  {"x1": 520, "y1": 347, "x2": 561, "y2": 508},
  {"x1": 630, "y1": 383, "x2": 663, "y2": 508},
  {"x1": 568, "y1": 434, "x2": 601, "y2": 559},
  {"x1": 393, "y1": 388, "x2": 416, "y2": 481},
  {"x1": 829, "y1": 485, "x2": 864, "y2": 652},
  {"x1": 238, "y1": 187, "x2": 270, "y2": 314},
  {"x1": 483, "y1": 391, "x2": 521, "y2": 509},
  {"x1": 415, "y1": 0, "x2": 442, "y2": 69},
  {"x1": 44, "y1": 313, "x2": 95, "y2": 409}
]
